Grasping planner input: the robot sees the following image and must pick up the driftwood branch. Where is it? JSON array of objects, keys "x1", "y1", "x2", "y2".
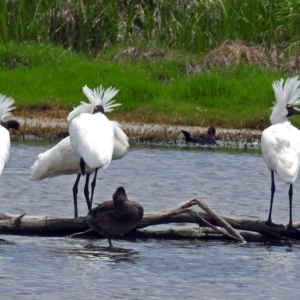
[
  {"x1": 194, "y1": 199, "x2": 245, "y2": 242},
  {"x1": 191, "y1": 211, "x2": 242, "y2": 242},
  {"x1": 0, "y1": 197, "x2": 300, "y2": 243}
]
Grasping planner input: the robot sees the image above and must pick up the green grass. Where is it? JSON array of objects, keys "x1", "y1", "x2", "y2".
[{"x1": 0, "y1": 42, "x2": 295, "y2": 130}]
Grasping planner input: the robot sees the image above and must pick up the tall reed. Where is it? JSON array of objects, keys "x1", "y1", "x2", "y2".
[{"x1": 2, "y1": 0, "x2": 300, "y2": 56}]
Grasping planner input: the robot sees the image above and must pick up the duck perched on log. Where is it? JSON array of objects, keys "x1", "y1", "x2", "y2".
[
  {"x1": 86, "y1": 187, "x2": 144, "y2": 247},
  {"x1": 181, "y1": 127, "x2": 216, "y2": 146}
]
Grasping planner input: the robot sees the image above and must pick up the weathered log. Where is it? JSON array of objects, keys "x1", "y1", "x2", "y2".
[
  {"x1": 138, "y1": 198, "x2": 300, "y2": 240},
  {"x1": 130, "y1": 228, "x2": 297, "y2": 245},
  {"x1": 0, "y1": 213, "x2": 89, "y2": 235},
  {"x1": 0, "y1": 197, "x2": 299, "y2": 243}
]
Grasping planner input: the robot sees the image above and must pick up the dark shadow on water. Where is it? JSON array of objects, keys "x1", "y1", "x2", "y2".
[
  {"x1": 48, "y1": 238, "x2": 141, "y2": 264},
  {"x1": 263, "y1": 241, "x2": 298, "y2": 251},
  {"x1": 0, "y1": 238, "x2": 17, "y2": 245}
]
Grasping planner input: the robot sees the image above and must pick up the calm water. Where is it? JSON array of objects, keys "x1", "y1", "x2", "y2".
[{"x1": 1, "y1": 140, "x2": 300, "y2": 299}]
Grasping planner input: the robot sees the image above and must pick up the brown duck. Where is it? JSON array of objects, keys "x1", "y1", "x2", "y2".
[{"x1": 86, "y1": 186, "x2": 144, "y2": 247}]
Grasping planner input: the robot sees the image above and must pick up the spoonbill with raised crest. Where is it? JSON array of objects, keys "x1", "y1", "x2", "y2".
[
  {"x1": 261, "y1": 76, "x2": 300, "y2": 230},
  {"x1": 31, "y1": 85, "x2": 129, "y2": 217}
]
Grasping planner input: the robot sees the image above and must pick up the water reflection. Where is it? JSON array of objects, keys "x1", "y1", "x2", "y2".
[{"x1": 59, "y1": 238, "x2": 141, "y2": 264}]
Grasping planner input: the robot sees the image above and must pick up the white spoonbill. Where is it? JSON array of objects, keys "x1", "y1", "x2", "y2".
[
  {"x1": 261, "y1": 76, "x2": 300, "y2": 230},
  {"x1": 31, "y1": 86, "x2": 129, "y2": 217},
  {"x1": 0, "y1": 94, "x2": 20, "y2": 175}
]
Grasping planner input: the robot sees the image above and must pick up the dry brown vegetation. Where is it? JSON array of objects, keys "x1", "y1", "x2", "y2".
[
  {"x1": 112, "y1": 40, "x2": 300, "y2": 74},
  {"x1": 113, "y1": 47, "x2": 178, "y2": 62},
  {"x1": 187, "y1": 40, "x2": 278, "y2": 75}
]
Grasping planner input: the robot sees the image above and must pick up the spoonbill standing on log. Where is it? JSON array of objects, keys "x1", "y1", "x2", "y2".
[
  {"x1": 31, "y1": 86, "x2": 129, "y2": 218},
  {"x1": 0, "y1": 94, "x2": 20, "y2": 175},
  {"x1": 261, "y1": 76, "x2": 300, "y2": 230}
]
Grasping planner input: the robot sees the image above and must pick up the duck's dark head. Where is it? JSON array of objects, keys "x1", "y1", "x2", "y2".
[
  {"x1": 207, "y1": 126, "x2": 216, "y2": 136},
  {"x1": 1, "y1": 120, "x2": 21, "y2": 131},
  {"x1": 93, "y1": 105, "x2": 105, "y2": 114},
  {"x1": 113, "y1": 187, "x2": 128, "y2": 205},
  {"x1": 286, "y1": 104, "x2": 300, "y2": 117}
]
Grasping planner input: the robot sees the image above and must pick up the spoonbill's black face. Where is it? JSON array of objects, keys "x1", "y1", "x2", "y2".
[
  {"x1": 93, "y1": 105, "x2": 104, "y2": 114},
  {"x1": 286, "y1": 104, "x2": 300, "y2": 117},
  {"x1": 0, "y1": 120, "x2": 21, "y2": 131}
]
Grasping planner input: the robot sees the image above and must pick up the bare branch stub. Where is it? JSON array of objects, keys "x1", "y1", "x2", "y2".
[{"x1": 13, "y1": 213, "x2": 26, "y2": 225}]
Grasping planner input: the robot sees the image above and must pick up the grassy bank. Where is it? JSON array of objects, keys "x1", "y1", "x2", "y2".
[
  {"x1": 2, "y1": 1, "x2": 300, "y2": 129},
  {"x1": 0, "y1": 42, "x2": 296, "y2": 129}
]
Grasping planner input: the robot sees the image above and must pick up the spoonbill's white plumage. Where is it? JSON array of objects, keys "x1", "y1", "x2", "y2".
[
  {"x1": 31, "y1": 122, "x2": 127, "y2": 179},
  {"x1": 0, "y1": 94, "x2": 19, "y2": 175},
  {"x1": 261, "y1": 76, "x2": 300, "y2": 229},
  {"x1": 69, "y1": 110, "x2": 114, "y2": 170},
  {"x1": 31, "y1": 85, "x2": 129, "y2": 217}
]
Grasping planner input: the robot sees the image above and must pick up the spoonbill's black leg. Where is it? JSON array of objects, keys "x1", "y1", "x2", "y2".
[
  {"x1": 84, "y1": 173, "x2": 91, "y2": 211},
  {"x1": 263, "y1": 171, "x2": 284, "y2": 227},
  {"x1": 72, "y1": 174, "x2": 81, "y2": 218},
  {"x1": 80, "y1": 157, "x2": 86, "y2": 176},
  {"x1": 264, "y1": 171, "x2": 275, "y2": 225},
  {"x1": 90, "y1": 168, "x2": 99, "y2": 209},
  {"x1": 287, "y1": 184, "x2": 299, "y2": 231}
]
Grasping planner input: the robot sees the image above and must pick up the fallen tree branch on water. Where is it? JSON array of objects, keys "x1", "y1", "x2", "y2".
[
  {"x1": 0, "y1": 198, "x2": 300, "y2": 243},
  {"x1": 0, "y1": 213, "x2": 89, "y2": 235}
]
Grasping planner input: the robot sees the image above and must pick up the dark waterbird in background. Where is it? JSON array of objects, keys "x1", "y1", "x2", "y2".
[
  {"x1": 261, "y1": 77, "x2": 300, "y2": 230},
  {"x1": 181, "y1": 126, "x2": 216, "y2": 146},
  {"x1": 0, "y1": 94, "x2": 20, "y2": 176},
  {"x1": 86, "y1": 187, "x2": 144, "y2": 247}
]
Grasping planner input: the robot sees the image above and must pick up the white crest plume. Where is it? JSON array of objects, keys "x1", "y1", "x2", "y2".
[
  {"x1": 67, "y1": 85, "x2": 120, "y2": 122},
  {"x1": 270, "y1": 76, "x2": 300, "y2": 124},
  {"x1": 0, "y1": 94, "x2": 16, "y2": 120}
]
